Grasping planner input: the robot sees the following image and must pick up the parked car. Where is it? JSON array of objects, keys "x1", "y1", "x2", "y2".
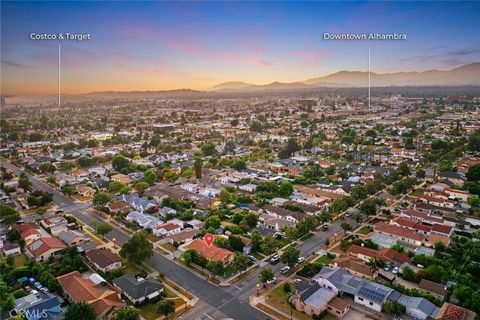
[
  {"x1": 297, "y1": 256, "x2": 305, "y2": 263},
  {"x1": 248, "y1": 255, "x2": 257, "y2": 262},
  {"x1": 280, "y1": 266, "x2": 290, "y2": 274},
  {"x1": 34, "y1": 282, "x2": 43, "y2": 289},
  {"x1": 392, "y1": 267, "x2": 399, "y2": 274},
  {"x1": 266, "y1": 277, "x2": 277, "y2": 285},
  {"x1": 270, "y1": 254, "x2": 280, "y2": 264},
  {"x1": 40, "y1": 287, "x2": 49, "y2": 293},
  {"x1": 384, "y1": 264, "x2": 391, "y2": 271}
]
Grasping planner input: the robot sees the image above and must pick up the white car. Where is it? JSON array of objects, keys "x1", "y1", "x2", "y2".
[
  {"x1": 270, "y1": 254, "x2": 280, "y2": 264},
  {"x1": 280, "y1": 266, "x2": 290, "y2": 274},
  {"x1": 297, "y1": 256, "x2": 305, "y2": 263},
  {"x1": 266, "y1": 277, "x2": 277, "y2": 285},
  {"x1": 392, "y1": 267, "x2": 399, "y2": 274}
]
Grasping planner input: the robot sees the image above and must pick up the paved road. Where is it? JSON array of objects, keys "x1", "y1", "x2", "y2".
[
  {"x1": 1, "y1": 158, "x2": 360, "y2": 320},
  {"x1": 1, "y1": 158, "x2": 267, "y2": 320}
]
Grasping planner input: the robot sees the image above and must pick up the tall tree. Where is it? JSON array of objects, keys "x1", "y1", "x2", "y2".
[
  {"x1": 64, "y1": 302, "x2": 97, "y2": 320},
  {"x1": 119, "y1": 231, "x2": 153, "y2": 264},
  {"x1": 194, "y1": 157, "x2": 203, "y2": 179},
  {"x1": 281, "y1": 246, "x2": 300, "y2": 268},
  {"x1": 112, "y1": 307, "x2": 141, "y2": 320},
  {"x1": 156, "y1": 300, "x2": 175, "y2": 319}
]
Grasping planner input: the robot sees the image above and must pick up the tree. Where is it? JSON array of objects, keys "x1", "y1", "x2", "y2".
[
  {"x1": 228, "y1": 235, "x2": 244, "y2": 252},
  {"x1": 467, "y1": 164, "x2": 480, "y2": 181},
  {"x1": 112, "y1": 154, "x2": 131, "y2": 172},
  {"x1": 61, "y1": 184, "x2": 75, "y2": 196},
  {"x1": 340, "y1": 223, "x2": 352, "y2": 232},
  {"x1": 278, "y1": 181, "x2": 294, "y2": 197},
  {"x1": 18, "y1": 174, "x2": 31, "y2": 190},
  {"x1": 194, "y1": 157, "x2": 203, "y2": 179},
  {"x1": 260, "y1": 235, "x2": 278, "y2": 256},
  {"x1": 93, "y1": 192, "x2": 112, "y2": 206},
  {"x1": 156, "y1": 299, "x2": 175, "y2": 318},
  {"x1": 401, "y1": 266, "x2": 416, "y2": 282},
  {"x1": 134, "y1": 181, "x2": 149, "y2": 194},
  {"x1": 111, "y1": 306, "x2": 140, "y2": 320},
  {"x1": 201, "y1": 143, "x2": 216, "y2": 156},
  {"x1": 433, "y1": 241, "x2": 446, "y2": 252},
  {"x1": 64, "y1": 302, "x2": 97, "y2": 320},
  {"x1": 144, "y1": 169, "x2": 157, "y2": 185},
  {"x1": 251, "y1": 230, "x2": 262, "y2": 252},
  {"x1": 0, "y1": 204, "x2": 20, "y2": 223},
  {"x1": 259, "y1": 268, "x2": 275, "y2": 283},
  {"x1": 233, "y1": 254, "x2": 251, "y2": 273},
  {"x1": 96, "y1": 223, "x2": 113, "y2": 237},
  {"x1": 383, "y1": 300, "x2": 406, "y2": 316},
  {"x1": 231, "y1": 159, "x2": 246, "y2": 171},
  {"x1": 206, "y1": 260, "x2": 224, "y2": 276},
  {"x1": 281, "y1": 246, "x2": 300, "y2": 267},
  {"x1": 468, "y1": 196, "x2": 480, "y2": 207},
  {"x1": 120, "y1": 231, "x2": 153, "y2": 264},
  {"x1": 405, "y1": 137, "x2": 414, "y2": 149},
  {"x1": 366, "y1": 258, "x2": 385, "y2": 274},
  {"x1": 397, "y1": 162, "x2": 411, "y2": 176},
  {"x1": 359, "y1": 197, "x2": 381, "y2": 216}
]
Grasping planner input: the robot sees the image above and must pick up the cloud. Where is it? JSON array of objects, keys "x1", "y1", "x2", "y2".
[{"x1": 1, "y1": 60, "x2": 35, "y2": 69}]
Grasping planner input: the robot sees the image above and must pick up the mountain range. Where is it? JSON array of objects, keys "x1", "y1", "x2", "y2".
[{"x1": 208, "y1": 62, "x2": 480, "y2": 91}]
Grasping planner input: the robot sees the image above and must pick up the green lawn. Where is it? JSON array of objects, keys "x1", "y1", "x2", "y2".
[
  {"x1": 266, "y1": 286, "x2": 312, "y2": 320},
  {"x1": 138, "y1": 302, "x2": 158, "y2": 320},
  {"x1": 123, "y1": 261, "x2": 142, "y2": 275},
  {"x1": 321, "y1": 312, "x2": 337, "y2": 320},
  {"x1": 314, "y1": 255, "x2": 332, "y2": 266},
  {"x1": 357, "y1": 226, "x2": 373, "y2": 235}
]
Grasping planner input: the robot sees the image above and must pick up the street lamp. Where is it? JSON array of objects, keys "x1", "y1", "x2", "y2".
[
  {"x1": 112, "y1": 237, "x2": 116, "y2": 249},
  {"x1": 256, "y1": 283, "x2": 260, "y2": 296},
  {"x1": 334, "y1": 233, "x2": 338, "y2": 241}
]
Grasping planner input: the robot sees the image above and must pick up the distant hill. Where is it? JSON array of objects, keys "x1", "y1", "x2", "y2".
[{"x1": 210, "y1": 62, "x2": 480, "y2": 91}]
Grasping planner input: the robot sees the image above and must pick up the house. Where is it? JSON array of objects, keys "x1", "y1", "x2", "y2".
[
  {"x1": 263, "y1": 205, "x2": 306, "y2": 224},
  {"x1": 166, "y1": 229, "x2": 200, "y2": 245},
  {"x1": 57, "y1": 271, "x2": 123, "y2": 319},
  {"x1": 294, "y1": 282, "x2": 342, "y2": 317},
  {"x1": 25, "y1": 237, "x2": 66, "y2": 262},
  {"x1": 40, "y1": 216, "x2": 68, "y2": 229},
  {"x1": 86, "y1": 248, "x2": 122, "y2": 272},
  {"x1": 435, "y1": 302, "x2": 477, "y2": 320},
  {"x1": 123, "y1": 194, "x2": 157, "y2": 212},
  {"x1": 11, "y1": 222, "x2": 42, "y2": 244},
  {"x1": 126, "y1": 211, "x2": 162, "y2": 230},
  {"x1": 50, "y1": 224, "x2": 68, "y2": 237},
  {"x1": 374, "y1": 222, "x2": 424, "y2": 247},
  {"x1": 238, "y1": 183, "x2": 257, "y2": 193},
  {"x1": 419, "y1": 279, "x2": 447, "y2": 301},
  {"x1": 0, "y1": 240, "x2": 21, "y2": 257},
  {"x1": 158, "y1": 206, "x2": 176, "y2": 217},
  {"x1": 76, "y1": 185, "x2": 95, "y2": 198},
  {"x1": 153, "y1": 222, "x2": 182, "y2": 237},
  {"x1": 182, "y1": 238, "x2": 235, "y2": 265},
  {"x1": 113, "y1": 275, "x2": 164, "y2": 304},
  {"x1": 347, "y1": 244, "x2": 380, "y2": 262},
  {"x1": 58, "y1": 230, "x2": 87, "y2": 246},
  {"x1": 12, "y1": 292, "x2": 62, "y2": 320},
  {"x1": 329, "y1": 255, "x2": 377, "y2": 279},
  {"x1": 106, "y1": 200, "x2": 131, "y2": 214},
  {"x1": 314, "y1": 267, "x2": 439, "y2": 319},
  {"x1": 111, "y1": 173, "x2": 131, "y2": 185}
]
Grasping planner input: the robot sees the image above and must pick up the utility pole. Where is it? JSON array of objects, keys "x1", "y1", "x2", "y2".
[
  {"x1": 368, "y1": 47, "x2": 371, "y2": 109},
  {"x1": 58, "y1": 44, "x2": 61, "y2": 107}
]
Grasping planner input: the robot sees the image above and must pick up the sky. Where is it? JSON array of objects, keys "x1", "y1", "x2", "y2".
[{"x1": 1, "y1": 1, "x2": 479, "y2": 95}]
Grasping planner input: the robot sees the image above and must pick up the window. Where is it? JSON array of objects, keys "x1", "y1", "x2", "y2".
[
  {"x1": 358, "y1": 297, "x2": 364, "y2": 301},
  {"x1": 369, "y1": 302, "x2": 373, "y2": 306},
  {"x1": 327, "y1": 307, "x2": 332, "y2": 311},
  {"x1": 336, "y1": 311, "x2": 340, "y2": 314}
]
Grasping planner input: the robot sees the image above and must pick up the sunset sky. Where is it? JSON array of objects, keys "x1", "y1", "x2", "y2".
[{"x1": 1, "y1": 1, "x2": 479, "y2": 96}]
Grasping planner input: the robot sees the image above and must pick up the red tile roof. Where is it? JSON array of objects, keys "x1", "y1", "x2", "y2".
[
  {"x1": 184, "y1": 238, "x2": 234, "y2": 262},
  {"x1": 347, "y1": 244, "x2": 379, "y2": 259},
  {"x1": 378, "y1": 248, "x2": 411, "y2": 264},
  {"x1": 432, "y1": 224, "x2": 453, "y2": 235},
  {"x1": 57, "y1": 271, "x2": 123, "y2": 316},
  {"x1": 374, "y1": 222, "x2": 424, "y2": 242},
  {"x1": 26, "y1": 237, "x2": 66, "y2": 257}
]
